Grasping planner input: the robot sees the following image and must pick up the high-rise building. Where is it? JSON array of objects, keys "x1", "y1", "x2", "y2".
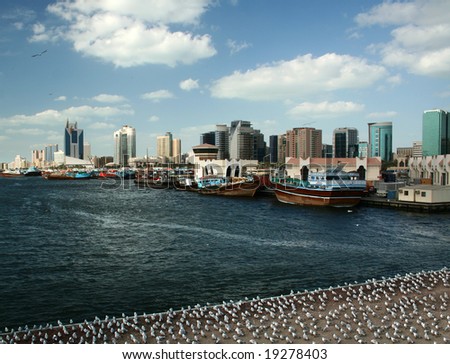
[
  {"x1": 286, "y1": 127, "x2": 322, "y2": 159},
  {"x1": 83, "y1": 142, "x2": 91, "y2": 161},
  {"x1": 368, "y1": 122, "x2": 392, "y2": 161},
  {"x1": 333, "y1": 127, "x2": 358, "y2": 158},
  {"x1": 64, "y1": 120, "x2": 84, "y2": 159},
  {"x1": 358, "y1": 142, "x2": 368, "y2": 158},
  {"x1": 229, "y1": 120, "x2": 252, "y2": 160},
  {"x1": 253, "y1": 132, "x2": 267, "y2": 162},
  {"x1": 277, "y1": 134, "x2": 286, "y2": 164},
  {"x1": 422, "y1": 109, "x2": 450, "y2": 156},
  {"x1": 172, "y1": 138, "x2": 181, "y2": 164},
  {"x1": 229, "y1": 120, "x2": 265, "y2": 161},
  {"x1": 157, "y1": 132, "x2": 173, "y2": 162},
  {"x1": 215, "y1": 124, "x2": 229, "y2": 160},
  {"x1": 114, "y1": 125, "x2": 136, "y2": 166},
  {"x1": 269, "y1": 135, "x2": 278, "y2": 163},
  {"x1": 322, "y1": 144, "x2": 333, "y2": 158},
  {"x1": 200, "y1": 132, "x2": 215, "y2": 145},
  {"x1": 44, "y1": 144, "x2": 59, "y2": 164},
  {"x1": 32, "y1": 150, "x2": 43, "y2": 166}
]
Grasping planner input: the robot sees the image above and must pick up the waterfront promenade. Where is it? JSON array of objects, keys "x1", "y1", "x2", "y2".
[{"x1": 1, "y1": 269, "x2": 448, "y2": 344}]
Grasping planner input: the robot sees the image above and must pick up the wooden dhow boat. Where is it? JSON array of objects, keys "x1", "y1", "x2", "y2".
[{"x1": 272, "y1": 171, "x2": 366, "y2": 208}]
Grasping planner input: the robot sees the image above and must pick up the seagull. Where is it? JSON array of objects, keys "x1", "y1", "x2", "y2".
[{"x1": 32, "y1": 49, "x2": 48, "y2": 57}]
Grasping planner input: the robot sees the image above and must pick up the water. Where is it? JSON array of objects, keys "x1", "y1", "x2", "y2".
[{"x1": 0, "y1": 177, "x2": 449, "y2": 329}]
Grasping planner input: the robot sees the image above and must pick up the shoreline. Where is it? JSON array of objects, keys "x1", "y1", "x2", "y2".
[{"x1": 1, "y1": 268, "x2": 448, "y2": 344}]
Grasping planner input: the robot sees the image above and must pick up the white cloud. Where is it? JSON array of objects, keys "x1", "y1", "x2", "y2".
[
  {"x1": 14, "y1": 22, "x2": 24, "y2": 30},
  {"x1": 149, "y1": 115, "x2": 160, "y2": 122},
  {"x1": 48, "y1": 0, "x2": 211, "y2": 25},
  {"x1": 287, "y1": 101, "x2": 365, "y2": 119},
  {"x1": 90, "y1": 122, "x2": 116, "y2": 129},
  {"x1": 141, "y1": 90, "x2": 174, "y2": 102},
  {"x1": 64, "y1": 105, "x2": 134, "y2": 119},
  {"x1": 0, "y1": 135, "x2": 9, "y2": 141},
  {"x1": 356, "y1": 0, "x2": 450, "y2": 77},
  {"x1": 387, "y1": 74, "x2": 402, "y2": 85},
  {"x1": 366, "y1": 111, "x2": 398, "y2": 120},
  {"x1": 227, "y1": 39, "x2": 251, "y2": 55},
  {"x1": 92, "y1": 94, "x2": 127, "y2": 103},
  {"x1": 54, "y1": 95, "x2": 67, "y2": 101},
  {"x1": 355, "y1": 2, "x2": 419, "y2": 27},
  {"x1": 31, "y1": 0, "x2": 217, "y2": 68},
  {"x1": 5, "y1": 128, "x2": 46, "y2": 136},
  {"x1": 179, "y1": 78, "x2": 199, "y2": 91},
  {"x1": 0, "y1": 105, "x2": 133, "y2": 128},
  {"x1": 0, "y1": 109, "x2": 62, "y2": 126},
  {"x1": 210, "y1": 53, "x2": 387, "y2": 101}
]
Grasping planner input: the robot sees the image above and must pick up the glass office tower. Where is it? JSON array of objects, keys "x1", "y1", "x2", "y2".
[
  {"x1": 422, "y1": 109, "x2": 450, "y2": 156},
  {"x1": 368, "y1": 122, "x2": 392, "y2": 161}
]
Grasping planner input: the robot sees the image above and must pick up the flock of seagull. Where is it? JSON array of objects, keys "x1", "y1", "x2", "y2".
[{"x1": 1, "y1": 269, "x2": 448, "y2": 344}]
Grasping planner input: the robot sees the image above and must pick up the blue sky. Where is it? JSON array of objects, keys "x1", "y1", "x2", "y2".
[{"x1": 1, "y1": 0, "x2": 450, "y2": 163}]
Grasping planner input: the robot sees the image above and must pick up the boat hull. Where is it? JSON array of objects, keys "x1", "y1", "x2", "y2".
[
  {"x1": 273, "y1": 183, "x2": 363, "y2": 207},
  {"x1": 44, "y1": 174, "x2": 75, "y2": 180},
  {"x1": 0, "y1": 173, "x2": 25, "y2": 178},
  {"x1": 199, "y1": 187, "x2": 257, "y2": 197},
  {"x1": 198, "y1": 181, "x2": 259, "y2": 197}
]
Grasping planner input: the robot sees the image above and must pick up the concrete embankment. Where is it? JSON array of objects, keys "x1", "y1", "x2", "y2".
[
  {"x1": 1, "y1": 269, "x2": 448, "y2": 344},
  {"x1": 360, "y1": 196, "x2": 450, "y2": 212}
]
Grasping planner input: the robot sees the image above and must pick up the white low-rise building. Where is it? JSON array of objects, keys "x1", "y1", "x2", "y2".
[
  {"x1": 188, "y1": 144, "x2": 258, "y2": 179},
  {"x1": 409, "y1": 154, "x2": 450, "y2": 186},
  {"x1": 53, "y1": 150, "x2": 94, "y2": 167},
  {"x1": 284, "y1": 157, "x2": 382, "y2": 182},
  {"x1": 193, "y1": 158, "x2": 259, "y2": 179},
  {"x1": 398, "y1": 185, "x2": 450, "y2": 203}
]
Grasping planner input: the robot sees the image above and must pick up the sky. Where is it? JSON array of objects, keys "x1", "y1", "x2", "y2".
[{"x1": 1, "y1": 0, "x2": 450, "y2": 163}]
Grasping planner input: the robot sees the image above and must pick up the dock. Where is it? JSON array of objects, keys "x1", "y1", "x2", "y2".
[{"x1": 361, "y1": 196, "x2": 450, "y2": 212}]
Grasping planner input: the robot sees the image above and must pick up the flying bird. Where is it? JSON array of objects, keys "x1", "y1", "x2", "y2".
[{"x1": 32, "y1": 49, "x2": 47, "y2": 57}]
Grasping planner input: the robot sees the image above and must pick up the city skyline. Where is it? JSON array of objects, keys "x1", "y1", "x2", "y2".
[{"x1": 1, "y1": 0, "x2": 450, "y2": 162}]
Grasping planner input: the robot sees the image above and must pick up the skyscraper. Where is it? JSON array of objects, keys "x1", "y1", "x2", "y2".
[
  {"x1": 368, "y1": 122, "x2": 392, "y2": 161},
  {"x1": 200, "y1": 132, "x2": 215, "y2": 145},
  {"x1": 269, "y1": 135, "x2": 278, "y2": 163},
  {"x1": 64, "y1": 120, "x2": 84, "y2": 159},
  {"x1": 333, "y1": 127, "x2": 358, "y2": 158},
  {"x1": 422, "y1": 109, "x2": 450, "y2": 156},
  {"x1": 358, "y1": 142, "x2": 368, "y2": 158},
  {"x1": 277, "y1": 134, "x2": 286, "y2": 164},
  {"x1": 286, "y1": 127, "x2": 322, "y2": 159},
  {"x1": 215, "y1": 124, "x2": 229, "y2": 160},
  {"x1": 229, "y1": 120, "x2": 266, "y2": 161},
  {"x1": 114, "y1": 125, "x2": 136, "y2": 166},
  {"x1": 83, "y1": 142, "x2": 91, "y2": 161},
  {"x1": 172, "y1": 138, "x2": 181, "y2": 164},
  {"x1": 44, "y1": 144, "x2": 59, "y2": 164},
  {"x1": 157, "y1": 132, "x2": 173, "y2": 162}
]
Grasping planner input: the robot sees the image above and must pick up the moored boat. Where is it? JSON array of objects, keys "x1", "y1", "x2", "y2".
[
  {"x1": 197, "y1": 176, "x2": 259, "y2": 197},
  {"x1": 24, "y1": 166, "x2": 42, "y2": 176},
  {"x1": 43, "y1": 171, "x2": 76, "y2": 180},
  {"x1": 272, "y1": 170, "x2": 366, "y2": 207},
  {"x1": 74, "y1": 171, "x2": 91, "y2": 179},
  {"x1": 173, "y1": 177, "x2": 199, "y2": 192},
  {"x1": 115, "y1": 168, "x2": 136, "y2": 179},
  {"x1": 0, "y1": 169, "x2": 24, "y2": 178},
  {"x1": 99, "y1": 170, "x2": 119, "y2": 178}
]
